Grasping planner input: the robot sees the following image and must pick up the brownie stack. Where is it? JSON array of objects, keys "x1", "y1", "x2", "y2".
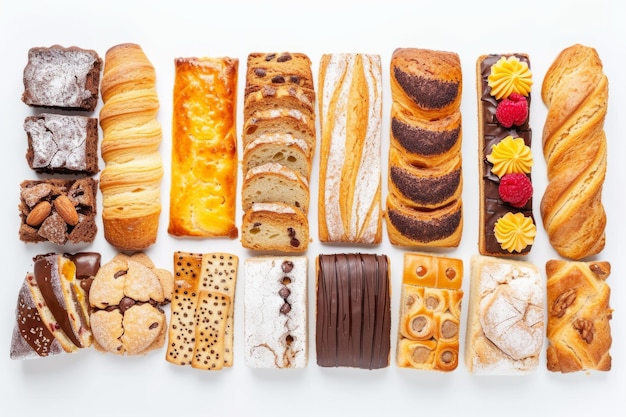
[{"x1": 19, "y1": 45, "x2": 102, "y2": 245}]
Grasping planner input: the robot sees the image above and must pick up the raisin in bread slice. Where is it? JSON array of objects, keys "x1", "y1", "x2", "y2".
[
  {"x1": 243, "y1": 133, "x2": 312, "y2": 180},
  {"x1": 241, "y1": 202, "x2": 309, "y2": 253},
  {"x1": 245, "y1": 52, "x2": 314, "y2": 95},
  {"x1": 242, "y1": 163, "x2": 310, "y2": 214},
  {"x1": 242, "y1": 108, "x2": 316, "y2": 150}
]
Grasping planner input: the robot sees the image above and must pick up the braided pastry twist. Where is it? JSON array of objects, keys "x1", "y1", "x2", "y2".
[{"x1": 541, "y1": 44, "x2": 608, "y2": 260}]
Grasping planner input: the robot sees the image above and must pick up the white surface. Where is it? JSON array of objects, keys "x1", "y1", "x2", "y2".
[{"x1": 1, "y1": 1, "x2": 623, "y2": 416}]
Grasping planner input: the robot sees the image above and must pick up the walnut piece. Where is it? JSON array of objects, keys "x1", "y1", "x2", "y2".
[
  {"x1": 551, "y1": 289, "x2": 577, "y2": 318},
  {"x1": 573, "y1": 318, "x2": 594, "y2": 344}
]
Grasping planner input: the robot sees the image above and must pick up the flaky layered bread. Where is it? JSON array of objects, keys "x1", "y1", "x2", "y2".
[
  {"x1": 386, "y1": 48, "x2": 463, "y2": 248},
  {"x1": 318, "y1": 53, "x2": 383, "y2": 244},
  {"x1": 99, "y1": 44, "x2": 163, "y2": 251},
  {"x1": 168, "y1": 57, "x2": 238, "y2": 238},
  {"x1": 546, "y1": 260, "x2": 612, "y2": 372},
  {"x1": 541, "y1": 44, "x2": 608, "y2": 260}
]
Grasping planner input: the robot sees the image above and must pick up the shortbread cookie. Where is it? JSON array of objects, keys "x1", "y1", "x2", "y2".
[
  {"x1": 316, "y1": 253, "x2": 391, "y2": 369},
  {"x1": 166, "y1": 252, "x2": 239, "y2": 370},
  {"x1": 89, "y1": 253, "x2": 172, "y2": 355},
  {"x1": 397, "y1": 253, "x2": 463, "y2": 372},
  {"x1": 244, "y1": 256, "x2": 308, "y2": 368},
  {"x1": 465, "y1": 255, "x2": 543, "y2": 374}
]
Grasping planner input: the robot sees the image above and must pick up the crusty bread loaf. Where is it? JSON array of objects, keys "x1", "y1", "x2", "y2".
[
  {"x1": 243, "y1": 133, "x2": 312, "y2": 180},
  {"x1": 242, "y1": 163, "x2": 310, "y2": 214},
  {"x1": 318, "y1": 53, "x2": 383, "y2": 244},
  {"x1": 397, "y1": 253, "x2": 463, "y2": 372},
  {"x1": 99, "y1": 43, "x2": 163, "y2": 251},
  {"x1": 385, "y1": 48, "x2": 463, "y2": 248},
  {"x1": 465, "y1": 255, "x2": 544, "y2": 375},
  {"x1": 242, "y1": 107, "x2": 316, "y2": 149},
  {"x1": 168, "y1": 57, "x2": 238, "y2": 238},
  {"x1": 244, "y1": 256, "x2": 308, "y2": 368},
  {"x1": 477, "y1": 53, "x2": 536, "y2": 256},
  {"x1": 243, "y1": 84, "x2": 314, "y2": 122},
  {"x1": 541, "y1": 44, "x2": 608, "y2": 260},
  {"x1": 546, "y1": 260, "x2": 612, "y2": 372},
  {"x1": 241, "y1": 203, "x2": 309, "y2": 253}
]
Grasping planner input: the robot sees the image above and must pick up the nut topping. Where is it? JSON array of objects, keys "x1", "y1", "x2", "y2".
[
  {"x1": 573, "y1": 318, "x2": 595, "y2": 344},
  {"x1": 551, "y1": 289, "x2": 577, "y2": 318},
  {"x1": 26, "y1": 201, "x2": 52, "y2": 226},
  {"x1": 54, "y1": 195, "x2": 79, "y2": 226}
]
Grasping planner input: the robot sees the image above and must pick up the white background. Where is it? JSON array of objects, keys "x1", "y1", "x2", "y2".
[{"x1": 1, "y1": 1, "x2": 624, "y2": 416}]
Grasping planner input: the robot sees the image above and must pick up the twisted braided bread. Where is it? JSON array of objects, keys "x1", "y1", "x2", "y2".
[{"x1": 541, "y1": 45, "x2": 608, "y2": 260}]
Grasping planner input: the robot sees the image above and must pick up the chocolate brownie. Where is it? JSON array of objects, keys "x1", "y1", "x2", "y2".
[
  {"x1": 24, "y1": 113, "x2": 99, "y2": 175},
  {"x1": 19, "y1": 178, "x2": 98, "y2": 245},
  {"x1": 22, "y1": 45, "x2": 102, "y2": 111}
]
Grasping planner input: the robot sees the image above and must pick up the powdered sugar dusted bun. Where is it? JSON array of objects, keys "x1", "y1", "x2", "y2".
[
  {"x1": 318, "y1": 53, "x2": 383, "y2": 244},
  {"x1": 465, "y1": 255, "x2": 544, "y2": 375},
  {"x1": 244, "y1": 256, "x2": 308, "y2": 368}
]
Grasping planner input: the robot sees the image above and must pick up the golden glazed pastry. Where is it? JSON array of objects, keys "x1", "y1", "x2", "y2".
[
  {"x1": 386, "y1": 48, "x2": 463, "y2": 248},
  {"x1": 546, "y1": 260, "x2": 612, "y2": 372},
  {"x1": 168, "y1": 57, "x2": 238, "y2": 238},
  {"x1": 318, "y1": 53, "x2": 383, "y2": 244},
  {"x1": 99, "y1": 44, "x2": 163, "y2": 251},
  {"x1": 541, "y1": 44, "x2": 608, "y2": 260}
]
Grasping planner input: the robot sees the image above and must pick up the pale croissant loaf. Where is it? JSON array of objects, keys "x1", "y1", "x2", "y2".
[
  {"x1": 541, "y1": 44, "x2": 608, "y2": 260},
  {"x1": 318, "y1": 53, "x2": 383, "y2": 244},
  {"x1": 99, "y1": 43, "x2": 163, "y2": 251}
]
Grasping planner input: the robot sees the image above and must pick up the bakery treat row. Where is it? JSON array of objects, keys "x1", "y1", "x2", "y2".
[
  {"x1": 386, "y1": 48, "x2": 463, "y2": 248},
  {"x1": 10, "y1": 250, "x2": 613, "y2": 373},
  {"x1": 240, "y1": 52, "x2": 315, "y2": 252}
]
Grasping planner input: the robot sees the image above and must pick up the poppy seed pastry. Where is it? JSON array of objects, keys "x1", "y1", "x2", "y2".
[
  {"x1": 22, "y1": 45, "x2": 102, "y2": 111},
  {"x1": 386, "y1": 48, "x2": 463, "y2": 248},
  {"x1": 24, "y1": 113, "x2": 99, "y2": 175}
]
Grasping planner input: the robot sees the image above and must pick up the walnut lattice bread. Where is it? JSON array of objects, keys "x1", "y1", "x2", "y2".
[
  {"x1": 546, "y1": 260, "x2": 612, "y2": 372},
  {"x1": 22, "y1": 45, "x2": 102, "y2": 111},
  {"x1": 99, "y1": 43, "x2": 163, "y2": 251},
  {"x1": 385, "y1": 48, "x2": 463, "y2": 248},
  {"x1": 19, "y1": 178, "x2": 98, "y2": 245},
  {"x1": 541, "y1": 44, "x2": 608, "y2": 260},
  {"x1": 169, "y1": 57, "x2": 239, "y2": 238},
  {"x1": 24, "y1": 113, "x2": 99, "y2": 175},
  {"x1": 318, "y1": 53, "x2": 383, "y2": 244},
  {"x1": 10, "y1": 252, "x2": 101, "y2": 360},
  {"x1": 397, "y1": 253, "x2": 463, "y2": 372},
  {"x1": 465, "y1": 255, "x2": 544, "y2": 374}
]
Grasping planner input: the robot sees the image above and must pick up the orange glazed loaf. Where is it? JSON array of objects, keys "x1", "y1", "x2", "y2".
[{"x1": 168, "y1": 57, "x2": 238, "y2": 238}]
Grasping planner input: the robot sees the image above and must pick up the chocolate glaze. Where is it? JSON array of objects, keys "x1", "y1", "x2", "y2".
[
  {"x1": 479, "y1": 55, "x2": 534, "y2": 255},
  {"x1": 390, "y1": 165, "x2": 461, "y2": 207},
  {"x1": 391, "y1": 117, "x2": 460, "y2": 157},
  {"x1": 387, "y1": 206, "x2": 462, "y2": 243},
  {"x1": 316, "y1": 254, "x2": 391, "y2": 369},
  {"x1": 33, "y1": 255, "x2": 83, "y2": 348},
  {"x1": 393, "y1": 66, "x2": 459, "y2": 110},
  {"x1": 12, "y1": 279, "x2": 63, "y2": 358}
]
